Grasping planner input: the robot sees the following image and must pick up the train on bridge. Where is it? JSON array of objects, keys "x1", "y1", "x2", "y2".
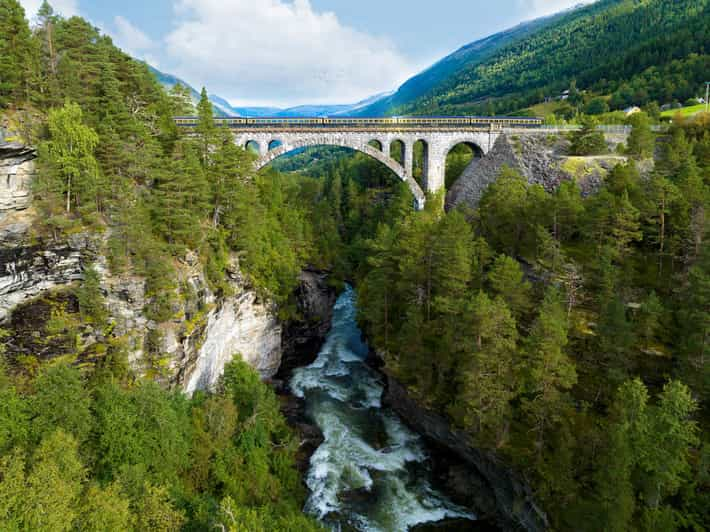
[{"x1": 173, "y1": 115, "x2": 543, "y2": 129}]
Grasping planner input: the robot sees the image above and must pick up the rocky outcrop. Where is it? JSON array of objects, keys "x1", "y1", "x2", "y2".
[
  {"x1": 0, "y1": 231, "x2": 99, "y2": 323},
  {"x1": 0, "y1": 142, "x2": 35, "y2": 215},
  {"x1": 446, "y1": 135, "x2": 519, "y2": 210},
  {"x1": 383, "y1": 374, "x2": 548, "y2": 532},
  {"x1": 446, "y1": 131, "x2": 631, "y2": 211},
  {"x1": 279, "y1": 270, "x2": 338, "y2": 379},
  {"x1": 446, "y1": 134, "x2": 568, "y2": 211},
  {"x1": 183, "y1": 286, "x2": 282, "y2": 394}
]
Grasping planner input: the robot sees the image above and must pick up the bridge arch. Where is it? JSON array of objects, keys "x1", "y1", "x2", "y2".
[
  {"x1": 268, "y1": 139, "x2": 283, "y2": 150},
  {"x1": 245, "y1": 140, "x2": 261, "y2": 154},
  {"x1": 444, "y1": 139, "x2": 484, "y2": 190},
  {"x1": 413, "y1": 139, "x2": 429, "y2": 190},
  {"x1": 389, "y1": 139, "x2": 406, "y2": 166},
  {"x1": 368, "y1": 139, "x2": 383, "y2": 151},
  {"x1": 254, "y1": 139, "x2": 425, "y2": 208}
]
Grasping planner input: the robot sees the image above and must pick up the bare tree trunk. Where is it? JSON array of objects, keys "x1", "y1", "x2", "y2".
[{"x1": 66, "y1": 176, "x2": 71, "y2": 213}]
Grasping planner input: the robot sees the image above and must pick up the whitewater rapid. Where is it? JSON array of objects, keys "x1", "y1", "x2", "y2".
[{"x1": 290, "y1": 286, "x2": 475, "y2": 531}]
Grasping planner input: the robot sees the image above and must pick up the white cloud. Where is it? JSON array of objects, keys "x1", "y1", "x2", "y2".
[
  {"x1": 517, "y1": 0, "x2": 594, "y2": 19},
  {"x1": 20, "y1": 0, "x2": 79, "y2": 20},
  {"x1": 164, "y1": 0, "x2": 418, "y2": 106},
  {"x1": 112, "y1": 15, "x2": 156, "y2": 63}
]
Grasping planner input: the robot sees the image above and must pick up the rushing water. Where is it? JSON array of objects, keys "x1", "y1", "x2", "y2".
[{"x1": 290, "y1": 286, "x2": 475, "y2": 531}]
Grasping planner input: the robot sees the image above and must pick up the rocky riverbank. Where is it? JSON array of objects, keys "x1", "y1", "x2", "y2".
[{"x1": 382, "y1": 373, "x2": 548, "y2": 532}]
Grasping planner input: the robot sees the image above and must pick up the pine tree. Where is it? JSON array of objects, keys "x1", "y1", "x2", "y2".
[
  {"x1": 169, "y1": 83, "x2": 195, "y2": 116},
  {"x1": 626, "y1": 112, "x2": 655, "y2": 159},
  {"x1": 487, "y1": 254, "x2": 531, "y2": 318},
  {"x1": 636, "y1": 291, "x2": 663, "y2": 350},
  {"x1": 196, "y1": 87, "x2": 215, "y2": 166},
  {"x1": 152, "y1": 141, "x2": 208, "y2": 248},
  {"x1": 522, "y1": 287, "x2": 577, "y2": 450},
  {"x1": 456, "y1": 291, "x2": 518, "y2": 444},
  {"x1": 0, "y1": 0, "x2": 34, "y2": 105},
  {"x1": 477, "y1": 166, "x2": 529, "y2": 255},
  {"x1": 677, "y1": 247, "x2": 710, "y2": 396},
  {"x1": 570, "y1": 118, "x2": 607, "y2": 156},
  {"x1": 76, "y1": 264, "x2": 107, "y2": 327},
  {"x1": 34, "y1": 0, "x2": 61, "y2": 106}
]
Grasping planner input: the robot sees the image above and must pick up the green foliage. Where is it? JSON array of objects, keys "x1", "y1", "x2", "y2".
[
  {"x1": 445, "y1": 143, "x2": 476, "y2": 188},
  {"x1": 585, "y1": 97, "x2": 609, "y2": 115},
  {"x1": 356, "y1": 114, "x2": 710, "y2": 530},
  {"x1": 0, "y1": 358, "x2": 315, "y2": 530},
  {"x1": 38, "y1": 101, "x2": 101, "y2": 216},
  {"x1": 627, "y1": 111, "x2": 656, "y2": 158},
  {"x1": 0, "y1": 0, "x2": 34, "y2": 106},
  {"x1": 30, "y1": 363, "x2": 92, "y2": 444},
  {"x1": 75, "y1": 264, "x2": 107, "y2": 327},
  {"x1": 569, "y1": 119, "x2": 607, "y2": 155}
]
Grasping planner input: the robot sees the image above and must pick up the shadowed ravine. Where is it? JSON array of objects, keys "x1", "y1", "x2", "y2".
[{"x1": 290, "y1": 286, "x2": 476, "y2": 531}]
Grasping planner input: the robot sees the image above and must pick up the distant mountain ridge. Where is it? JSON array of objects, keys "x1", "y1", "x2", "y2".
[{"x1": 148, "y1": 65, "x2": 390, "y2": 117}]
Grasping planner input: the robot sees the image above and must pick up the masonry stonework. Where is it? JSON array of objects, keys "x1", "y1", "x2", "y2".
[{"x1": 232, "y1": 130, "x2": 499, "y2": 209}]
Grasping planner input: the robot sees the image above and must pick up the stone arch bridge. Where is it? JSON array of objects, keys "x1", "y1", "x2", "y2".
[
  {"x1": 175, "y1": 117, "x2": 548, "y2": 208},
  {"x1": 235, "y1": 130, "x2": 498, "y2": 209}
]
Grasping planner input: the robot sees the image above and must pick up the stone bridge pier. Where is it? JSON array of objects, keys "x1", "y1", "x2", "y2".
[{"x1": 232, "y1": 130, "x2": 499, "y2": 209}]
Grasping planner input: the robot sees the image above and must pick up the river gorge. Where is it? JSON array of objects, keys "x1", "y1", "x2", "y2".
[{"x1": 290, "y1": 286, "x2": 477, "y2": 531}]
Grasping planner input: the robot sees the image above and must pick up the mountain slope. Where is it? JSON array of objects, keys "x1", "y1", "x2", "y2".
[
  {"x1": 361, "y1": 0, "x2": 710, "y2": 117},
  {"x1": 357, "y1": 10, "x2": 570, "y2": 116}
]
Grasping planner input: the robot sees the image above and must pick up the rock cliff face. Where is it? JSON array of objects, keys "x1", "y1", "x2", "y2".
[
  {"x1": 0, "y1": 142, "x2": 34, "y2": 214},
  {"x1": 383, "y1": 374, "x2": 548, "y2": 532},
  {"x1": 184, "y1": 287, "x2": 282, "y2": 394},
  {"x1": 0, "y1": 143, "x2": 335, "y2": 391},
  {"x1": 279, "y1": 270, "x2": 337, "y2": 378},
  {"x1": 446, "y1": 131, "x2": 630, "y2": 211}
]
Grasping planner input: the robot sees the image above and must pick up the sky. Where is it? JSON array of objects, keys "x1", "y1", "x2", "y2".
[{"x1": 19, "y1": 0, "x2": 591, "y2": 107}]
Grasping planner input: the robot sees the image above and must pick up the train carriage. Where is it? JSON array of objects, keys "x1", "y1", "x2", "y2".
[{"x1": 174, "y1": 115, "x2": 543, "y2": 128}]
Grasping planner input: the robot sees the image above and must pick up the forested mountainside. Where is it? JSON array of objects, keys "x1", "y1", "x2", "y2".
[
  {"x1": 362, "y1": 0, "x2": 710, "y2": 117},
  {"x1": 356, "y1": 9, "x2": 569, "y2": 117}
]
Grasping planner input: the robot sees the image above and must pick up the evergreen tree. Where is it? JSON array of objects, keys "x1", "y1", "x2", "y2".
[
  {"x1": 152, "y1": 141, "x2": 208, "y2": 248},
  {"x1": 569, "y1": 118, "x2": 607, "y2": 155},
  {"x1": 456, "y1": 291, "x2": 518, "y2": 444},
  {"x1": 196, "y1": 86, "x2": 215, "y2": 166},
  {"x1": 522, "y1": 287, "x2": 577, "y2": 450},
  {"x1": 626, "y1": 112, "x2": 655, "y2": 159},
  {"x1": 636, "y1": 291, "x2": 664, "y2": 350},
  {"x1": 487, "y1": 254, "x2": 531, "y2": 319},
  {"x1": 0, "y1": 0, "x2": 33, "y2": 105},
  {"x1": 30, "y1": 364, "x2": 92, "y2": 444},
  {"x1": 75, "y1": 264, "x2": 107, "y2": 327},
  {"x1": 169, "y1": 83, "x2": 194, "y2": 115}
]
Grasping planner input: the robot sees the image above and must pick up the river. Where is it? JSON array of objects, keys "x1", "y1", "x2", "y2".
[{"x1": 290, "y1": 286, "x2": 476, "y2": 531}]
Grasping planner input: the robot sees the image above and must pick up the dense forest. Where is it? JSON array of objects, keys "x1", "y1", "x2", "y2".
[
  {"x1": 353, "y1": 113, "x2": 710, "y2": 529},
  {"x1": 390, "y1": 0, "x2": 710, "y2": 118}
]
